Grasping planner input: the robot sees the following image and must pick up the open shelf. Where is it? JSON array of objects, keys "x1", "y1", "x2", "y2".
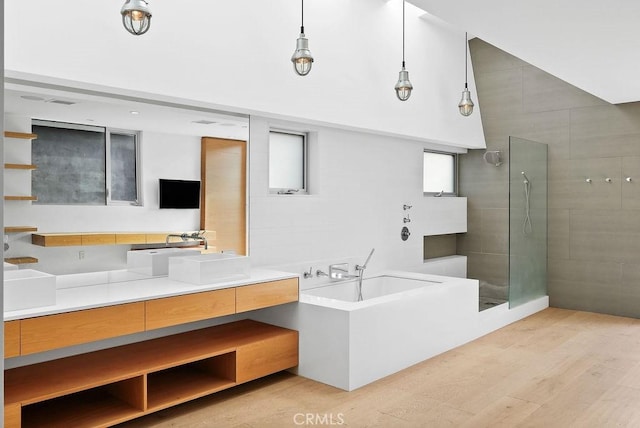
[
  {"x1": 5, "y1": 164, "x2": 37, "y2": 170},
  {"x1": 4, "y1": 132, "x2": 37, "y2": 140},
  {"x1": 4, "y1": 257, "x2": 38, "y2": 265},
  {"x1": 5, "y1": 226, "x2": 38, "y2": 233},
  {"x1": 147, "y1": 353, "x2": 236, "y2": 411},
  {"x1": 4, "y1": 196, "x2": 37, "y2": 201},
  {"x1": 22, "y1": 385, "x2": 143, "y2": 428},
  {"x1": 5, "y1": 320, "x2": 298, "y2": 428}
]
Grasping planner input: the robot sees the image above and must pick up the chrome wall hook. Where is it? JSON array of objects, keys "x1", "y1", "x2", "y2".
[
  {"x1": 586, "y1": 178, "x2": 592, "y2": 183},
  {"x1": 605, "y1": 177, "x2": 612, "y2": 183},
  {"x1": 626, "y1": 177, "x2": 633, "y2": 182}
]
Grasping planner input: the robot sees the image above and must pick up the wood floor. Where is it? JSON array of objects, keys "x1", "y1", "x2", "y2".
[{"x1": 116, "y1": 308, "x2": 640, "y2": 427}]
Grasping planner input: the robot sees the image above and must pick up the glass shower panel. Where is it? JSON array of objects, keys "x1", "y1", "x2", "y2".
[{"x1": 509, "y1": 137, "x2": 548, "y2": 308}]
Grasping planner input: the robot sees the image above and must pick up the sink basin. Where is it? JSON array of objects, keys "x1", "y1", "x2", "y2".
[
  {"x1": 127, "y1": 248, "x2": 201, "y2": 276},
  {"x1": 169, "y1": 253, "x2": 250, "y2": 285},
  {"x1": 4, "y1": 269, "x2": 56, "y2": 311}
]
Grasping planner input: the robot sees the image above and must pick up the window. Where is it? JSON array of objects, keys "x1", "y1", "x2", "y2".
[
  {"x1": 32, "y1": 120, "x2": 141, "y2": 205},
  {"x1": 269, "y1": 130, "x2": 307, "y2": 194},
  {"x1": 423, "y1": 151, "x2": 457, "y2": 196}
]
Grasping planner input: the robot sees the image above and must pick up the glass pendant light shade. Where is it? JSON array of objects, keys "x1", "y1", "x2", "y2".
[
  {"x1": 459, "y1": 32, "x2": 475, "y2": 116},
  {"x1": 121, "y1": 0, "x2": 152, "y2": 36},
  {"x1": 292, "y1": 0, "x2": 313, "y2": 76},
  {"x1": 458, "y1": 86, "x2": 474, "y2": 116},
  {"x1": 395, "y1": 0, "x2": 412, "y2": 101},
  {"x1": 291, "y1": 33, "x2": 314, "y2": 76},
  {"x1": 395, "y1": 66, "x2": 413, "y2": 101}
]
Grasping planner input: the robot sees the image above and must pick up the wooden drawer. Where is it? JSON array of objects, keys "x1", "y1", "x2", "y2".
[
  {"x1": 21, "y1": 303, "x2": 145, "y2": 355},
  {"x1": 115, "y1": 233, "x2": 147, "y2": 245},
  {"x1": 5, "y1": 320, "x2": 20, "y2": 358},
  {"x1": 236, "y1": 329, "x2": 298, "y2": 383},
  {"x1": 4, "y1": 403, "x2": 21, "y2": 428},
  {"x1": 82, "y1": 233, "x2": 116, "y2": 246},
  {"x1": 32, "y1": 233, "x2": 82, "y2": 247},
  {"x1": 235, "y1": 278, "x2": 299, "y2": 313},
  {"x1": 145, "y1": 288, "x2": 236, "y2": 330}
]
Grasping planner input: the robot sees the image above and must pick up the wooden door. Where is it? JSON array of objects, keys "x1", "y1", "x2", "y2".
[{"x1": 201, "y1": 137, "x2": 247, "y2": 255}]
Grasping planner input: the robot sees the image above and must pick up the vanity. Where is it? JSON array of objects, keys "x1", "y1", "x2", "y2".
[{"x1": 3, "y1": 267, "x2": 299, "y2": 428}]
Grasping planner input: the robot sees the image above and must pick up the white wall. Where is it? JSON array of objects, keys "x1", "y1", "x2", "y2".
[
  {"x1": 4, "y1": 0, "x2": 485, "y2": 150},
  {"x1": 249, "y1": 116, "x2": 467, "y2": 274},
  {"x1": 4, "y1": 114, "x2": 202, "y2": 274}
]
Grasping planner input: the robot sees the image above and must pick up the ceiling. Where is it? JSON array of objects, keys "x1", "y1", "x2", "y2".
[
  {"x1": 409, "y1": 0, "x2": 640, "y2": 104},
  {"x1": 4, "y1": 83, "x2": 249, "y2": 140}
]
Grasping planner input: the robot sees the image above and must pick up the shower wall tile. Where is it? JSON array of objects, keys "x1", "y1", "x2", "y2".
[
  {"x1": 566, "y1": 158, "x2": 622, "y2": 210},
  {"x1": 621, "y1": 264, "x2": 640, "y2": 318},
  {"x1": 570, "y1": 210, "x2": 640, "y2": 263},
  {"x1": 469, "y1": 38, "x2": 528, "y2": 75},
  {"x1": 481, "y1": 208, "x2": 508, "y2": 254},
  {"x1": 548, "y1": 209, "x2": 570, "y2": 260},
  {"x1": 467, "y1": 252, "x2": 508, "y2": 287},
  {"x1": 570, "y1": 133, "x2": 640, "y2": 160},
  {"x1": 523, "y1": 66, "x2": 607, "y2": 114},
  {"x1": 457, "y1": 206, "x2": 482, "y2": 255},
  {"x1": 570, "y1": 104, "x2": 640, "y2": 141},
  {"x1": 475, "y1": 67, "x2": 524, "y2": 118},
  {"x1": 548, "y1": 259, "x2": 622, "y2": 316},
  {"x1": 621, "y1": 157, "x2": 640, "y2": 210}
]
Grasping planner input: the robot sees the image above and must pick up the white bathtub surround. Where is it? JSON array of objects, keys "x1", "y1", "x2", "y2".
[{"x1": 252, "y1": 270, "x2": 548, "y2": 391}]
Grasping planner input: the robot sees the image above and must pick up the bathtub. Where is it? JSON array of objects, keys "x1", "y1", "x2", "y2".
[{"x1": 251, "y1": 270, "x2": 548, "y2": 391}]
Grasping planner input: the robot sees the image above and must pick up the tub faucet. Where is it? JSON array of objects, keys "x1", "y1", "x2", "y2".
[
  {"x1": 355, "y1": 248, "x2": 375, "y2": 273},
  {"x1": 316, "y1": 269, "x2": 329, "y2": 278}
]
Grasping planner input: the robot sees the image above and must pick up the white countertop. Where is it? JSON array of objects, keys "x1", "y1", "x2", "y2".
[{"x1": 4, "y1": 268, "x2": 298, "y2": 321}]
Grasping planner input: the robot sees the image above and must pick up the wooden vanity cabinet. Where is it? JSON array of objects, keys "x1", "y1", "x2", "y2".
[
  {"x1": 5, "y1": 320, "x2": 20, "y2": 358},
  {"x1": 236, "y1": 278, "x2": 299, "y2": 313},
  {"x1": 20, "y1": 302, "x2": 145, "y2": 355},
  {"x1": 145, "y1": 288, "x2": 236, "y2": 330}
]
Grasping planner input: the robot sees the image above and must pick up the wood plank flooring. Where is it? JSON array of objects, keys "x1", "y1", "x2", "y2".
[{"x1": 116, "y1": 308, "x2": 640, "y2": 427}]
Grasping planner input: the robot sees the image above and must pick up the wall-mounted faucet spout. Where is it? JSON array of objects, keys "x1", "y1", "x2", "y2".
[{"x1": 165, "y1": 232, "x2": 208, "y2": 250}]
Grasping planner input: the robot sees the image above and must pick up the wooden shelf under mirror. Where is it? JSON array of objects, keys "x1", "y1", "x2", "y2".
[
  {"x1": 4, "y1": 257, "x2": 39, "y2": 265},
  {"x1": 5, "y1": 226, "x2": 38, "y2": 233},
  {"x1": 4, "y1": 131, "x2": 37, "y2": 140},
  {"x1": 4, "y1": 164, "x2": 37, "y2": 170},
  {"x1": 4, "y1": 196, "x2": 37, "y2": 201}
]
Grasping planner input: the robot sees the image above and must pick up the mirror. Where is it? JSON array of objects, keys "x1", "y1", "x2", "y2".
[{"x1": 3, "y1": 79, "x2": 249, "y2": 275}]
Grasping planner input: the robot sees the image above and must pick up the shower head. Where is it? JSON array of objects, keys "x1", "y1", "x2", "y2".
[
  {"x1": 483, "y1": 150, "x2": 502, "y2": 167},
  {"x1": 521, "y1": 171, "x2": 530, "y2": 184}
]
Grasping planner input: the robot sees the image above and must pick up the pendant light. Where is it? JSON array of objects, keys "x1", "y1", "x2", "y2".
[
  {"x1": 395, "y1": 0, "x2": 413, "y2": 101},
  {"x1": 121, "y1": 0, "x2": 152, "y2": 36},
  {"x1": 458, "y1": 32, "x2": 475, "y2": 116},
  {"x1": 291, "y1": 0, "x2": 314, "y2": 76}
]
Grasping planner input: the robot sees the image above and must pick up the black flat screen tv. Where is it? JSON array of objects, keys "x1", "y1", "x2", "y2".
[{"x1": 159, "y1": 179, "x2": 201, "y2": 209}]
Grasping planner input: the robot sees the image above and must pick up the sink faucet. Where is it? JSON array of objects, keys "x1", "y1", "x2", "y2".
[{"x1": 165, "y1": 232, "x2": 208, "y2": 250}]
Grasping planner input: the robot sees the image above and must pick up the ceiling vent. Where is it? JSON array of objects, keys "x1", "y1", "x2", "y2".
[
  {"x1": 46, "y1": 99, "x2": 77, "y2": 105},
  {"x1": 192, "y1": 119, "x2": 218, "y2": 125}
]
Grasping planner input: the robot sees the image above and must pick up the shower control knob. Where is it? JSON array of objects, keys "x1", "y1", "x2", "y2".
[{"x1": 401, "y1": 226, "x2": 410, "y2": 241}]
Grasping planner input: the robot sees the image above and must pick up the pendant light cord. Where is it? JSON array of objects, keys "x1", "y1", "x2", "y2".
[
  {"x1": 464, "y1": 32, "x2": 468, "y2": 89},
  {"x1": 301, "y1": 0, "x2": 305, "y2": 34},
  {"x1": 402, "y1": 0, "x2": 405, "y2": 68}
]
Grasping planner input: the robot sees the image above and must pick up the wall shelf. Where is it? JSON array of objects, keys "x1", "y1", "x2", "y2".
[
  {"x1": 4, "y1": 196, "x2": 37, "y2": 201},
  {"x1": 4, "y1": 131, "x2": 37, "y2": 140},
  {"x1": 4, "y1": 257, "x2": 39, "y2": 265},
  {"x1": 4, "y1": 164, "x2": 37, "y2": 170},
  {"x1": 31, "y1": 231, "x2": 215, "y2": 247},
  {"x1": 5, "y1": 320, "x2": 298, "y2": 428},
  {"x1": 4, "y1": 227, "x2": 38, "y2": 233}
]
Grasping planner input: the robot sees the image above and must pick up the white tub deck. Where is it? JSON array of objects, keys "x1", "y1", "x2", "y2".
[{"x1": 252, "y1": 270, "x2": 548, "y2": 391}]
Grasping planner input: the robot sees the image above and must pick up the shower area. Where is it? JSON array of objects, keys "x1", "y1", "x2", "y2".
[{"x1": 458, "y1": 137, "x2": 548, "y2": 311}]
